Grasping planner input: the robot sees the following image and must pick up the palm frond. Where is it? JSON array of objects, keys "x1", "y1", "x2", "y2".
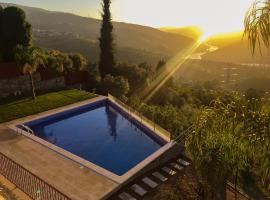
[{"x1": 244, "y1": 0, "x2": 270, "y2": 54}]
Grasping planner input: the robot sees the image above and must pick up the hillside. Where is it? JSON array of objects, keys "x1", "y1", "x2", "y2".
[
  {"x1": 201, "y1": 32, "x2": 270, "y2": 64},
  {"x1": 0, "y1": 3, "x2": 195, "y2": 64},
  {"x1": 205, "y1": 32, "x2": 243, "y2": 48},
  {"x1": 160, "y1": 26, "x2": 203, "y2": 40}
]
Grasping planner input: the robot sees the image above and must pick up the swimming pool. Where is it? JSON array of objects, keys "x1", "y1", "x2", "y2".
[{"x1": 21, "y1": 99, "x2": 167, "y2": 176}]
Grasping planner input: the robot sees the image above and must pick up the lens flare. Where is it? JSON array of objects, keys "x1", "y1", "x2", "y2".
[{"x1": 140, "y1": 39, "x2": 202, "y2": 102}]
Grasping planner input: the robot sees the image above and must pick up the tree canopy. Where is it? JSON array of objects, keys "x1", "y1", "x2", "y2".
[
  {"x1": 15, "y1": 45, "x2": 45, "y2": 99},
  {"x1": 0, "y1": 6, "x2": 32, "y2": 61},
  {"x1": 103, "y1": 74, "x2": 130, "y2": 100}
]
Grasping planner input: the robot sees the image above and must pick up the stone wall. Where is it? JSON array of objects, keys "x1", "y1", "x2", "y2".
[{"x1": 0, "y1": 73, "x2": 65, "y2": 99}]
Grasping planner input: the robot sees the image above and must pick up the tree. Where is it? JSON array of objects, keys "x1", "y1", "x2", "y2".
[
  {"x1": 15, "y1": 45, "x2": 45, "y2": 99},
  {"x1": 69, "y1": 53, "x2": 87, "y2": 72},
  {"x1": 115, "y1": 62, "x2": 150, "y2": 92},
  {"x1": 99, "y1": 0, "x2": 116, "y2": 78},
  {"x1": 186, "y1": 98, "x2": 251, "y2": 200},
  {"x1": 156, "y1": 59, "x2": 166, "y2": 71},
  {"x1": 45, "y1": 50, "x2": 74, "y2": 74},
  {"x1": 57, "y1": 53, "x2": 73, "y2": 74},
  {"x1": 46, "y1": 53, "x2": 64, "y2": 74},
  {"x1": 103, "y1": 75, "x2": 129, "y2": 100},
  {"x1": 244, "y1": 0, "x2": 270, "y2": 53},
  {"x1": 1, "y1": 6, "x2": 32, "y2": 61}
]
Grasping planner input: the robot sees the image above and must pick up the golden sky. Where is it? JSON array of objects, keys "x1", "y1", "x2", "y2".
[
  {"x1": 113, "y1": 0, "x2": 255, "y2": 37},
  {"x1": 2, "y1": 0, "x2": 256, "y2": 36}
]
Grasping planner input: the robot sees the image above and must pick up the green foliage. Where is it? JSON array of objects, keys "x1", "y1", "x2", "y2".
[
  {"x1": 15, "y1": 45, "x2": 45, "y2": 99},
  {"x1": 128, "y1": 93, "x2": 196, "y2": 138},
  {"x1": 99, "y1": 0, "x2": 116, "y2": 78},
  {"x1": 15, "y1": 45, "x2": 45, "y2": 74},
  {"x1": 186, "y1": 93, "x2": 270, "y2": 197},
  {"x1": 0, "y1": 6, "x2": 32, "y2": 61},
  {"x1": 45, "y1": 50, "x2": 87, "y2": 74},
  {"x1": 150, "y1": 81, "x2": 220, "y2": 108},
  {"x1": 45, "y1": 50, "x2": 65, "y2": 73},
  {"x1": 115, "y1": 62, "x2": 153, "y2": 92},
  {"x1": 86, "y1": 65, "x2": 101, "y2": 92},
  {"x1": 103, "y1": 74, "x2": 130, "y2": 100},
  {"x1": 244, "y1": 0, "x2": 270, "y2": 53},
  {"x1": 141, "y1": 104, "x2": 195, "y2": 138},
  {"x1": 69, "y1": 53, "x2": 87, "y2": 71}
]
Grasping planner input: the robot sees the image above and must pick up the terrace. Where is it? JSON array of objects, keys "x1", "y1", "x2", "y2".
[{"x1": 0, "y1": 90, "x2": 183, "y2": 200}]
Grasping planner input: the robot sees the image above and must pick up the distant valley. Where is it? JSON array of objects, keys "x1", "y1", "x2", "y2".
[
  {"x1": 1, "y1": 2, "x2": 269, "y2": 65},
  {"x1": 200, "y1": 32, "x2": 270, "y2": 64},
  {"x1": 0, "y1": 2, "x2": 196, "y2": 64}
]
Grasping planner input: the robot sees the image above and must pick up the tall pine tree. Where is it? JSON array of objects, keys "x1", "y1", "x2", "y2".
[{"x1": 99, "y1": 0, "x2": 116, "y2": 79}]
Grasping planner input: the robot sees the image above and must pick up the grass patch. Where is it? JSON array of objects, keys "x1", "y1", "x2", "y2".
[{"x1": 0, "y1": 89, "x2": 97, "y2": 123}]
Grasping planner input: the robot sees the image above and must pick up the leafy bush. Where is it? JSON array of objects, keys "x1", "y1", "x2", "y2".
[
  {"x1": 186, "y1": 93, "x2": 270, "y2": 198},
  {"x1": 103, "y1": 74, "x2": 130, "y2": 100}
]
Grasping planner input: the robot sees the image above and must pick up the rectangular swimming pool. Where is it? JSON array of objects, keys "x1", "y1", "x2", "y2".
[{"x1": 22, "y1": 99, "x2": 167, "y2": 176}]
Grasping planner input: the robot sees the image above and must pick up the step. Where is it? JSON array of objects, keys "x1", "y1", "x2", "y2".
[
  {"x1": 142, "y1": 177, "x2": 158, "y2": 188},
  {"x1": 177, "y1": 158, "x2": 190, "y2": 166},
  {"x1": 118, "y1": 192, "x2": 137, "y2": 200},
  {"x1": 130, "y1": 184, "x2": 147, "y2": 196},
  {"x1": 152, "y1": 172, "x2": 168, "y2": 182},
  {"x1": 170, "y1": 162, "x2": 184, "y2": 171},
  {"x1": 162, "y1": 167, "x2": 177, "y2": 176}
]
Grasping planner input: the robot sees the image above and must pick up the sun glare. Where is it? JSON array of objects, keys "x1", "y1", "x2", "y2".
[
  {"x1": 199, "y1": 31, "x2": 212, "y2": 43},
  {"x1": 115, "y1": 0, "x2": 255, "y2": 36}
]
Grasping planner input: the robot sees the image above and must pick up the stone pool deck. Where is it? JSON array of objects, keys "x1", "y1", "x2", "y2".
[{"x1": 0, "y1": 96, "x2": 119, "y2": 200}]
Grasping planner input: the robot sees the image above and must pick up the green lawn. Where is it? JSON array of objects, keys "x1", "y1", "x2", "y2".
[{"x1": 0, "y1": 89, "x2": 97, "y2": 123}]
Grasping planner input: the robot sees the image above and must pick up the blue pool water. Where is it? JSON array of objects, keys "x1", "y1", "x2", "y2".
[{"x1": 26, "y1": 100, "x2": 166, "y2": 176}]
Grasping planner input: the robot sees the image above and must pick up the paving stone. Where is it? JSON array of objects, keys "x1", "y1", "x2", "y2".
[
  {"x1": 170, "y1": 162, "x2": 184, "y2": 171},
  {"x1": 162, "y1": 167, "x2": 176, "y2": 175},
  {"x1": 12, "y1": 188, "x2": 32, "y2": 200},
  {"x1": 142, "y1": 177, "x2": 158, "y2": 188},
  {"x1": 118, "y1": 192, "x2": 137, "y2": 200},
  {"x1": 152, "y1": 172, "x2": 168, "y2": 182},
  {"x1": 130, "y1": 184, "x2": 147, "y2": 196},
  {"x1": 177, "y1": 158, "x2": 190, "y2": 166},
  {"x1": 0, "y1": 175, "x2": 16, "y2": 190}
]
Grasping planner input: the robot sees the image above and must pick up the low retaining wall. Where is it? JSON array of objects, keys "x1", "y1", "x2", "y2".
[{"x1": 0, "y1": 73, "x2": 65, "y2": 99}]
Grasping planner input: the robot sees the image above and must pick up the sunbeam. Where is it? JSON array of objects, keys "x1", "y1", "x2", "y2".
[{"x1": 139, "y1": 39, "x2": 202, "y2": 102}]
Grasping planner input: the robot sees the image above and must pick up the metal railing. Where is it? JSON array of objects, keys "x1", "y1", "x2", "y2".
[
  {"x1": 108, "y1": 94, "x2": 172, "y2": 140},
  {"x1": 173, "y1": 126, "x2": 194, "y2": 144},
  {"x1": 17, "y1": 124, "x2": 34, "y2": 135},
  {"x1": 0, "y1": 152, "x2": 71, "y2": 200}
]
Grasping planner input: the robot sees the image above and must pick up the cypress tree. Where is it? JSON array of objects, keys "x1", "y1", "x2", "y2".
[{"x1": 99, "y1": 0, "x2": 116, "y2": 79}]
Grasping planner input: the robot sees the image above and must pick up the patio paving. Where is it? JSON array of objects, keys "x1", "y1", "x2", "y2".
[{"x1": 0, "y1": 98, "x2": 119, "y2": 200}]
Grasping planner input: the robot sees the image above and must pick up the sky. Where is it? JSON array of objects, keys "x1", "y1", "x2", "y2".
[{"x1": 1, "y1": 0, "x2": 255, "y2": 37}]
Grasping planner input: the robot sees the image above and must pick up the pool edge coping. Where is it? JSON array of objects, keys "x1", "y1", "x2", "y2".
[{"x1": 7, "y1": 96, "x2": 175, "y2": 185}]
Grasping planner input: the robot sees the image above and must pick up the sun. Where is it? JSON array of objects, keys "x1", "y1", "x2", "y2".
[
  {"x1": 115, "y1": 0, "x2": 255, "y2": 37},
  {"x1": 198, "y1": 29, "x2": 217, "y2": 43},
  {"x1": 199, "y1": 32, "x2": 211, "y2": 43}
]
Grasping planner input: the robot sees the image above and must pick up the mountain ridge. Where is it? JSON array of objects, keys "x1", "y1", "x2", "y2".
[{"x1": 0, "y1": 2, "x2": 195, "y2": 64}]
